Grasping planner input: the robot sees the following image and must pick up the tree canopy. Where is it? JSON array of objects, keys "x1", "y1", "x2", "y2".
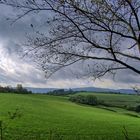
[{"x1": 1, "y1": 0, "x2": 140, "y2": 79}]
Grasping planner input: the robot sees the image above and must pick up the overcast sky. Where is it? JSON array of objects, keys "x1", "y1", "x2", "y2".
[{"x1": 0, "y1": 4, "x2": 139, "y2": 89}]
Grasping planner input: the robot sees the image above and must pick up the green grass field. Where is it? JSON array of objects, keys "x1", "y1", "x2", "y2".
[
  {"x1": 0, "y1": 93, "x2": 140, "y2": 140},
  {"x1": 75, "y1": 92, "x2": 140, "y2": 107}
]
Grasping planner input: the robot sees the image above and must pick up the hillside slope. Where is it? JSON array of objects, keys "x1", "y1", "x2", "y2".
[{"x1": 0, "y1": 93, "x2": 140, "y2": 140}]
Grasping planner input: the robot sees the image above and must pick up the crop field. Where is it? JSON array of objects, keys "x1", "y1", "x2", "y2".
[
  {"x1": 0, "y1": 93, "x2": 140, "y2": 140},
  {"x1": 74, "y1": 92, "x2": 140, "y2": 108}
]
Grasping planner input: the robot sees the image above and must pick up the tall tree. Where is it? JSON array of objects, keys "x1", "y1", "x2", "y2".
[{"x1": 1, "y1": 0, "x2": 140, "y2": 78}]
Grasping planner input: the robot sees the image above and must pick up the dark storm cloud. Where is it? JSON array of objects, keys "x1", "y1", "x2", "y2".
[
  {"x1": 0, "y1": 5, "x2": 49, "y2": 87},
  {"x1": 0, "y1": 4, "x2": 139, "y2": 89},
  {"x1": 115, "y1": 69, "x2": 140, "y2": 84}
]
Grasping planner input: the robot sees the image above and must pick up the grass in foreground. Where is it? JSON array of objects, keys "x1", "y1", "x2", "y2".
[{"x1": 0, "y1": 93, "x2": 140, "y2": 140}]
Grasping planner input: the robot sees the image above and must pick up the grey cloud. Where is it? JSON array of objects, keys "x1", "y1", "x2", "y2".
[
  {"x1": 115, "y1": 70, "x2": 140, "y2": 84},
  {"x1": 0, "y1": 4, "x2": 139, "y2": 89},
  {"x1": 0, "y1": 5, "x2": 49, "y2": 87}
]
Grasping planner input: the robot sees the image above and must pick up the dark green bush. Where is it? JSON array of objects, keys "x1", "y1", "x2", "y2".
[
  {"x1": 0, "y1": 84, "x2": 32, "y2": 94},
  {"x1": 48, "y1": 89, "x2": 77, "y2": 96},
  {"x1": 135, "y1": 105, "x2": 140, "y2": 112},
  {"x1": 85, "y1": 95, "x2": 98, "y2": 105},
  {"x1": 69, "y1": 95, "x2": 98, "y2": 106}
]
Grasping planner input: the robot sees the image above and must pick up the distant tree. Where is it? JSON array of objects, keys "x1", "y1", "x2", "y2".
[
  {"x1": 76, "y1": 95, "x2": 86, "y2": 103},
  {"x1": 0, "y1": 84, "x2": 31, "y2": 94},
  {"x1": 16, "y1": 84, "x2": 23, "y2": 92},
  {"x1": 135, "y1": 105, "x2": 140, "y2": 112},
  {"x1": 0, "y1": 0, "x2": 140, "y2": 79},
  {"x1": 69, "y1": 95, "x2": 98, "y2": 105},
  {"x1": 48, "y1": 89, "x2": 76, "y2": 95},
  {"x1": 16, "y1": 84, "x2": 32, "y2": 94},
  {"x1": 85, "y1": 95, "x2": 98, "y2": 105},
  {"x1": 68, "y1": 89, "x2": 73, "y2": 94},
  {"x1": 132, "y1": 86, "x2": 140, "y2": 95}
]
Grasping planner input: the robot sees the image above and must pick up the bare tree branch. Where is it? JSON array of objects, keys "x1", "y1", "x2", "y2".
[{"x1": 1, "y1": 0, "x2": 140, "y2": 78}]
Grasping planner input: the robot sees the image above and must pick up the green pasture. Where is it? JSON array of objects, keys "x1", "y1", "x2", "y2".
[
  {"x1": 75, "y1": 92, "x2": 140, "y2": 107},
  {"x1": 0, "y1": 93, "x2": 140, "y2": 140}
]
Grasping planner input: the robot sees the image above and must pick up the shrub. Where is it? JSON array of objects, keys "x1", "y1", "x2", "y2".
[
  {"x1": 135, "y1": 105, "x2": 140, "y2": 112},
  {"x1": 85, "y1": 95, "x2": 98, "y2": 105},
  {"x1": 48, "y1": 89, "x2": 77, "y2": 96},
  {"x1": 69, "y1": 95, "x2": 98, "y2": 106}
]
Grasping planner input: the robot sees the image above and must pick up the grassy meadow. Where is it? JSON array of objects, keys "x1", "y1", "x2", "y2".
[
  {"x1": 0, "y1": 93, "x2": 140, "y2": 140},
  {"x1": 76, "y1": 92, "x2": 140, "y2": 107}
]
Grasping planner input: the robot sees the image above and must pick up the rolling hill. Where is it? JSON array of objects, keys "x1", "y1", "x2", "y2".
[
  {"x1": 26, "y1": 87, "x2": 135, "y2": 94},
  {"x1": 0, "y1": 93, "x2": 140, "y2": 140}
]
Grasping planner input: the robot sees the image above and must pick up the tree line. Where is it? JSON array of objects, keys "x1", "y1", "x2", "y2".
[
  {"x1": 69, "y1": 94, "x2": 140, "y2": 113},
  {"x1": 48, "y1": 89, "x2": 77, "y2": 96},
  {"x1": 69, "y1": 95, "x2": 99, "y2": 106},
  {"x1": 0, "y1": 84, "x2": 32, "y2": 94}
]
